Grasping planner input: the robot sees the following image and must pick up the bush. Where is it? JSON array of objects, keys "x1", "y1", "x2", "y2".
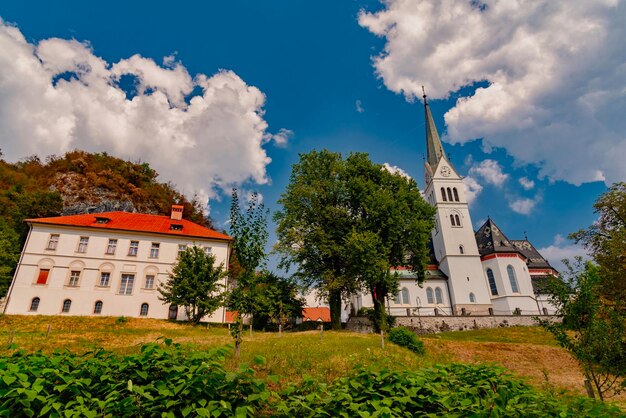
[{"x1": 387, "y1": 326, "x2": 425, "y2": 355}]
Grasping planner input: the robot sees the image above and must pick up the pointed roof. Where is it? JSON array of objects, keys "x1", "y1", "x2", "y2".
[
  {"x1": 510, "y1": 240, "x2": 554, "y2": 270},
  {"x1": 475, "y1": 218, "x2": 517, "y2": 256},
  {"x1": 27, "y1": 211, "x2": 231, "y2": 241},
  {"x1": 423, "y1": 91, "x2": 446, "y2": 168}
]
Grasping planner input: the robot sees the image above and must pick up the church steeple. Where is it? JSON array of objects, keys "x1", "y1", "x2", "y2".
[{"x1": 423, "y1": 88, "x2": 445, "y2": 169}]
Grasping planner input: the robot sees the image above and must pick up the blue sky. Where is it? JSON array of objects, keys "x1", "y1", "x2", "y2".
[{"x1": 1, "y1": 1, "x2": 624, "y2": 271}]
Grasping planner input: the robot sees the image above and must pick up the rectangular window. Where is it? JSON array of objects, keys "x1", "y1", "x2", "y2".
[
  {"x1": 77, "y1": 236, "x2": 89, "y2": 253},
  {"x1": 47, "y1": 234, "x2": 59, "y2": 250},
  {"x1": 98, "y1": 272, "x2": 110, "y2": 287},
  {"x1": 204, "y1": 246, "x2": 212, "y2": 256},
  {"x1": 105, "y1": 239, "x2": 117, "y2": 255},
  {"x1": 150, "y1": 243, "x2": 160, "y2": 258},
  {"x1": 119, "y1": 274, "x2": 135, "y2": 295},
  {"x1": 178, "y1": 244, "x2": 186, "y2": 257},
  {"x1": 36, "y1": 269, "x2": 50, "y2": 285},
  {"x1": 68, "y1": 271, "x2": 81, "y2": 287},
  {"x1": 145, "y1": 275, "x2": 155, "y2": 289},
  {"x1": 128, "y1": 241, "x2": 139, "y2": 256}
]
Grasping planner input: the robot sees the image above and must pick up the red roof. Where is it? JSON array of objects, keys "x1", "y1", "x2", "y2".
[
  {"x1": 302, "y1": 307, "x2": 330, "y2": 322},
  {"x1": 26, "y1": 212, "x2": 231, "y2": 241}
]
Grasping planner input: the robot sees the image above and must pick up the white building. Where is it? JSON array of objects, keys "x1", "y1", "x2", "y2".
[
  {"x1": 352, "y1": 96, "x2": 558, "y2": 318},
  {"x1": 3, "y1": 205, "x2": 232, "y2": 320}
]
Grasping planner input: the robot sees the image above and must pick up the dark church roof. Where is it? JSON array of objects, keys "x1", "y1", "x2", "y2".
[
  {"x1": 475, "y1": 218, "x2": 519, "y2": 256},
  {"x1": 510, "y1": 240, "x2": 554, "y2": 270}
]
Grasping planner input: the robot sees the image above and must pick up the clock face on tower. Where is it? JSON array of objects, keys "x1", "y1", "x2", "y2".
[{"x1": 440, "y1": 166, "x2": 451, "y2": 177}]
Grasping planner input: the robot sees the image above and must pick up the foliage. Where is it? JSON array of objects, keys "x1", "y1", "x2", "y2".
[
  {"x1": 159, "y1": 246, "x2": 226, "y2": 324},
  {"x1": 0, "y1": 220, "x2": 20, "y2": 295},
  {"x1": 277, "y1": 364, "x2": 621, "y2": 417},
  {"x1": 540, "y1": 259, "x2": 626, "y2": 401},
  {"x1": 250, "y1": 272, "x2": 305, "y2": 330},
  {"x1": 0, "y1": 340, "x2": 621, "y2": 417},
  {"x1": 387, "y1": 327, "x2": 426, "y2": 355},
  {"x1": 227, "y1": 189, "x2": 269, "y2": 353},
  {"x1": 0, "y1": 340, "x2": 271, "y2": 417},
  {"x1": 274, "y1": 150, "x2": 434, "y2": 331},
  {"x1": 570, "y1": 182, "x2": 626, "y2": 302}
]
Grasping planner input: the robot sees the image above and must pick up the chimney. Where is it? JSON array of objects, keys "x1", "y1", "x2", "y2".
[{"x1": 170, "y1": 205, "x2": 184, "y2": 220}]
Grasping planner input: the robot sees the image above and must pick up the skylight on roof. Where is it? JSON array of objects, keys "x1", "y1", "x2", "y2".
[
  {"x1": 170, "y1": 224, "x2": 183, "y2": 231},
  {"x1": 94, "y1": 216, "x2": 111, "y2": 224}
]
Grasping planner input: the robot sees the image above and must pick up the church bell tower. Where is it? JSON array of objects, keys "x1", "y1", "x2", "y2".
[{"x1": 421, "y1": 92, "x2": 493, "y2": 315}]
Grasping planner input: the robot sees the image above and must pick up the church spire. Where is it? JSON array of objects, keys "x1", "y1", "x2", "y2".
[{"x1": 423, "y1": 87, "x2": 445, "y2": 168}]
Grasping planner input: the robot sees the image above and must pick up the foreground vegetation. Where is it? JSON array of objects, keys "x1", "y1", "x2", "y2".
[
  {"x1": 1, "y1": 340, "x2": 620, "y2": 417},
  {"x1": 1, "y1": 316, "x2": 625, "y2": 416}
]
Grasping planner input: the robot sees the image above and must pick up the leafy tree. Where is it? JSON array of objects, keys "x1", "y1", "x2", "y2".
[
  {"x1": 570, "y1": 182, "x2": 626, "y2": 302},
  {"x1": 226, "y1": 189, "x2": 269, "y2": 354},
  {"x1": 158, "y1": 246, "x2": 226, "y2": 324},
  {"x1": 540, "y1": 259, "x2": 625, "y2": 400},
  {"x1": 0, "y1": 220, "x2": 20, "y2": 296},
  {"x1": 343, "y1": 153, "x2": 435, "y2": 331},
  {"x1": 274, "y1": 150, "x2": 435, "y2": 331},
  {"x1": 274, "y1": 150, "x2": 354, "y2": 330},
  {"x1": 250, "y1": 272, "x2": 305, "y2": 331}
]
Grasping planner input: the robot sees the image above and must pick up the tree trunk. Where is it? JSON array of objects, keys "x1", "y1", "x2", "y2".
[
  {"x1": 371, "y1": 284, "x2": 387, "y2": 333},
  {"x1": 329, "y1": 290, "x2": 342, "y2": 330}
]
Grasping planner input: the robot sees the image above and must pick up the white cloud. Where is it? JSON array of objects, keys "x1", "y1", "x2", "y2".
[
  {"x1": 519, "y1": 177, "x2": 535, "y2": 190},
  {"x1": 468, "y1": 159, "x2": 508, "y2": 187},
  {"x1": 463, "y1": 176, "x2": 483, "y2": 205},
  {"x1": 265, "y1": 128, "x2": 293, "y2": 147},
  {"x1": 508, "y1": 197, "x2": 537, "y2": 215},
  {"x1": 538, "y1": 235, "x2": 589, "y2": 272},
  {"x1": 0, "y1": 19, "x2": 288, "y2": 200},
  {"x1": 382, "y1": 162, "x2": 412, "y2": 180},
  {"x1": 355, "y1": 99, "x2": 365, "y2": 113},
  {"x1": 359, "y1": 0, "x2": 626, "y2": 186}
]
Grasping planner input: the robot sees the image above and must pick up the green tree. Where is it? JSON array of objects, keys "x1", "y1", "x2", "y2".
[
  {"x1": 0, "y1": 220, "x2": 20, "y2": 296},
  {"x1": 570, "y1": 182, "x2": 626, "y2": 302},
  {"x1": 343, "y1": 153, "x2": 435, "y2": 331},
  {"x1": 226, "y1": 189, "x2": 269, "y2": 354},
  {"x1": 158, "y1": 246, "x2": 226, "y2": 324},
  {"x1": 274, "y1": 150, "x2": 354, "y2": 330},
  {"x1": 250, "y1": 272, "x2": 305, "y2": 332},
  {"x1": 540, "y1": 259, "x2": 625, "y2": 400},
  {"x1": 274, "y1": 150, "x2": 435, "y2": 331}
]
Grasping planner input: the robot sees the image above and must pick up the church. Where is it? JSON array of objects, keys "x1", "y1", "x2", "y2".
[{"x1": 350, "y1": 96, "x2": 558, "y2": 318}]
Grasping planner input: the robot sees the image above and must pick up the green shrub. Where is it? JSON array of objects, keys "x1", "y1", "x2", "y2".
[{"x1": 387, "y1": 326, "x2": 425, "y2": 355}]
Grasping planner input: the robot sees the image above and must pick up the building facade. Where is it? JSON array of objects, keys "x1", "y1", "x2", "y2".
[
  {"x1": 352, "y1": 97, "x2": 558, "y2": 318},
  {"x1": 3, "y1": 206, "x2": 231, "y2": 320}
]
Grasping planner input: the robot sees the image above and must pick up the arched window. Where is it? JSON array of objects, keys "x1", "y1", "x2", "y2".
[
  {"x1": 441, "y1": 187, "x2": 447, "y2": 201},
  {"x1": 140, "y1": 303, "x2": 149, "y2": 316},
  {"x1": 401, "y1": 287, "x2": 410, "y2": 304},
  {"x1": 453, "y1": 188, "x2": 459, "y2": 202},
  {"x1": 507, "y1": 265, "x2": 519, "y2": 293},
  {"x1": 62, "y1": 299, "x2": 72, "y2": 313},
  {"x1": 447, "y1": 188, "x2": 453, "y2": 202},
  {"x1": 426, "y1": 287, "x2": 434, "y2": 304},
  {"x1": 94, "y1": 301, "x2": 103, "y2": 314},
  {"x1": 435, "y1": 287, "x2": 443, "y2": 304},
  {"x1": 486, "y1": 269, "x2": 498, "y2": 295},
  {"x1": 469, "y1": 293, "x2": 476, "y2": 303},
  {"x1": 455, "y1": 214, "x2": 461, "y2": 226},
  {"x1": 30, "y1": 297, "x2": 40, "y2": 312},
  {"x1": 459, "y1": 245, "x2": 464, "y2": 254},
  {"x1": 394, "y1": 291, "x2": 401, "y2": 304},
  {"x1": 168, "y1": 305, "x2": 178, "y2": 320},
  {"x1": 450, "y1": 214, "x2": 456, "y2": 226}
]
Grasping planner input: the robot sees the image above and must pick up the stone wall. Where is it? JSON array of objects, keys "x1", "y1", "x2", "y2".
[{"x1": 346, "y1": 315, "x2": 559, "y2": 334}]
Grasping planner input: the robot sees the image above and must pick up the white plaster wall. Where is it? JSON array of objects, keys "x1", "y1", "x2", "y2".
[{"x1": 4, "y1": 223, "x2": 230, "y2": 322}]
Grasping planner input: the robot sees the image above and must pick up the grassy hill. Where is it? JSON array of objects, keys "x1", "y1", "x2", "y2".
[{"x1": 1, "y1": 316, "x2": 624, "y2": 416}]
